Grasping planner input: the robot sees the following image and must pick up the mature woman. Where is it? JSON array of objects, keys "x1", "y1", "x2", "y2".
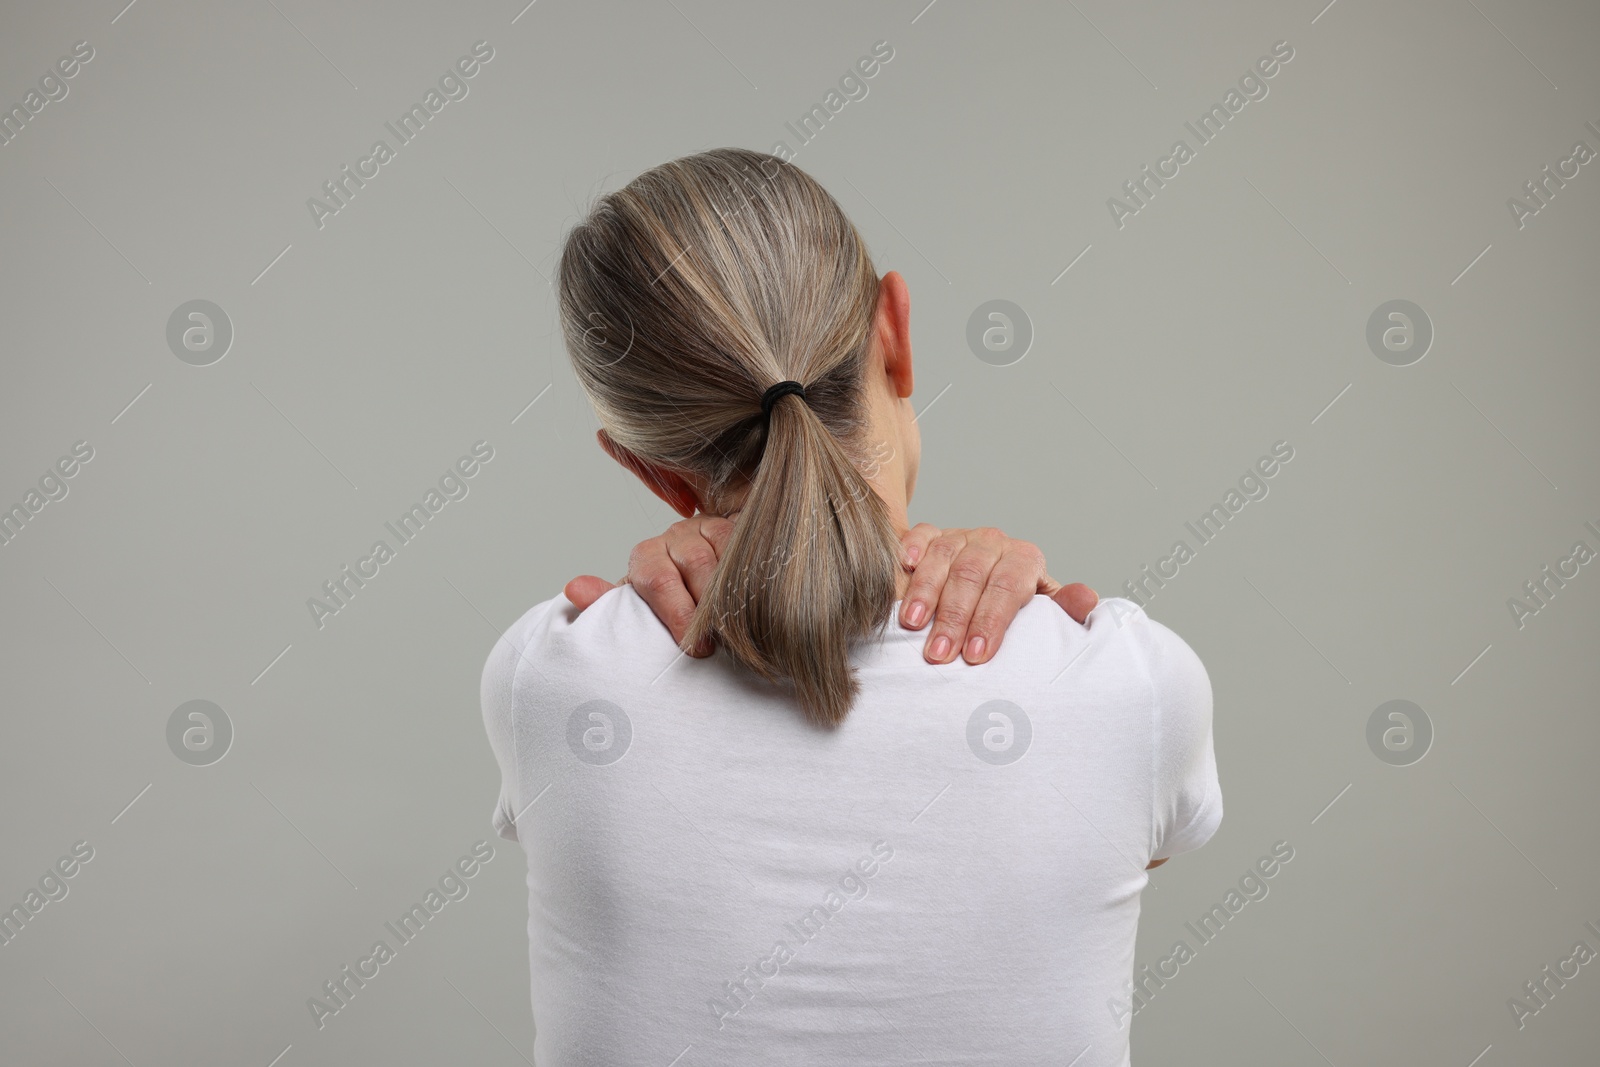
[{"x1": 481, "y1": 148, "x2": 1220, "y2": 1065}]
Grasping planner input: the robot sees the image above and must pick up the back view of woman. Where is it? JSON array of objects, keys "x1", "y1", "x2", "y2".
[{"x1": 481, "y1": 148, "x2": 1221, "y2": 1065}]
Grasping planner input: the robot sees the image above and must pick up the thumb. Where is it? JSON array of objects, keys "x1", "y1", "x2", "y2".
[
  {"x1": 1051, "y1": 582, "x2": 1099, "y2": 625},
  {"x1": 563, "y1": 574, "x2": 617, "y2": 611}
]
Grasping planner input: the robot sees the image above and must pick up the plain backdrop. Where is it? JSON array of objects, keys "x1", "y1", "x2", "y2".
[{"x1": 2, "y1": 1, "x2": 1597, "y2": 1064}]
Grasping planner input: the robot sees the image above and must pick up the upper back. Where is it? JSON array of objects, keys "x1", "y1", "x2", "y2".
[{"x1": 481, "y1": 587, "x2": 1220, "y2": 1066}]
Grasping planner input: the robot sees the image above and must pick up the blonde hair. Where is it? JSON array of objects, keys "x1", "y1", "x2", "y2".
[{"x1": 558, "y1": 148, "x2": 900, "y2": 726}]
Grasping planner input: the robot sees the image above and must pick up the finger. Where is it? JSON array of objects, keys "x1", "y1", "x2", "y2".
[
  {"x1": 1052, "y1": 583, "x2": 1099, "y2": 625},
  {"x1": 900, "y1": 528, "x2": 958, "y2": 630},
  {"x1": 563, "y1": 574, "x2": 616, "y2": 611},
  {"x1": 662, "y1": 520, "x2": 724, "y2": 603},
  {"x1": 923, "y1": 529, "x2": 1007, "y2": 664},
  {"x1": 627, "y1": 538, "x2": 700, "y2": 651},
  {"x1": 962, "y1": 540, "x2": 1047, "y2": 663},
  {"x1": 699, "y1": 515, "x2": 736, "y2": 557},
  {"x1": 898, "y1": 522, "x2": 942, "y2": 570}
]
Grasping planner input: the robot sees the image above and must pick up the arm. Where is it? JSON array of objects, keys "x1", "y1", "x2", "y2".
[{"x1": 564, "y1": 518, "x2": 1099, "y2": 664}]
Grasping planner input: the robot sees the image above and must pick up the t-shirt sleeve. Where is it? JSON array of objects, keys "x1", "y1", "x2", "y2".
[
  {"x1": 480, "y1": 598, "x2": 563, "y2": 843},
  {"x1": 1139, "y1": 610, "x2": 1222, "y2": 861}
]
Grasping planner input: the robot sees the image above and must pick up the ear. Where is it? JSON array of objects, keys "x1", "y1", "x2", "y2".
[
  {"x1": 876, "y1": 271, "x2": 914, "y2": 399},
  {"x1": 596, "y1": 430, "x2": 700, "y2": 518}
]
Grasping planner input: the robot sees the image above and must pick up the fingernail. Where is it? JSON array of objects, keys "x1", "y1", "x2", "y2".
[
  {"x1": 905, "y1": 544, "x2": 921, "y2": 567},
  {"x1": 906, "y1": 601, "x2": 927, "y2": 627},
  {"x1": 965, "y1": 635, "x2": 986, "y2": 662},
  {"x1": 929, "y1": 635, "x2": 951, "y2": 662}
]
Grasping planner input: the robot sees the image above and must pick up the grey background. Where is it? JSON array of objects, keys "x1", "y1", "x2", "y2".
[{"x1": 2, "y1": 0, "x2": 1596, "y2": 1064}]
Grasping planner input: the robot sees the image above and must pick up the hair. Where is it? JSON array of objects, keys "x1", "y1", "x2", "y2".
[{"x1": 557, "y1": 148, "x2": 900, "y2": 727}]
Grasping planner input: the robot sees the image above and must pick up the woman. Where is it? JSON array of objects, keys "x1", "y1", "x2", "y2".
[{"x1": 481, "y1": 148, "x2": 1221, "y2": 1065}]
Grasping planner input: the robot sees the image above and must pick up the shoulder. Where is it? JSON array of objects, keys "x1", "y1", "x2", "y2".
[
  {"x1": 983, "y1": 595, "x2": 1199, "y2": 704},
  {"x1": 480, "y1": 593, "x2": 573, "y2": 698},
  {"x1": 1083, "y1": 597, "x2": 1211, "y2": 710},
  {"x1": 479, "y1": 583, "x2": 673, "y2": 698}
]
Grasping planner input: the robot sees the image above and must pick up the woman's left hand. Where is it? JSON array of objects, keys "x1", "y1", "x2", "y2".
[{"x1": 896, "y1": 524, "x2": 1097, "y2": 665}]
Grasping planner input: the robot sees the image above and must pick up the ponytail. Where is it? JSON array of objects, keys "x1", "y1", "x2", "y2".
[{"x1": 686, "y1": 385, "x2": 899, "y2": 726}]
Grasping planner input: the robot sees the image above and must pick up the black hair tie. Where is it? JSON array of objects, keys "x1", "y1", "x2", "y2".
[{"x1": 760, "y1": 380, "x2": 807, "y2": 418}]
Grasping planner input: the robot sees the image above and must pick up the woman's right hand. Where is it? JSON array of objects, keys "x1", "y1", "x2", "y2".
[{"x1": 564, "y1": 518, "x2": 1098, "y2": 663}]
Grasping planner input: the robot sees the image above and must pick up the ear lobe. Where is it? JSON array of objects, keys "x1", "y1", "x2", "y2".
[{"x1": 596, "y1": 430, "x2": 701, "y2": 518}]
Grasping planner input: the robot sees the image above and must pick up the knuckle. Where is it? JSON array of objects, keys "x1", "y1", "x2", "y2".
[
  {"x1": 948, "y1": 559, "x2": 989, "y2": 587},
  {"x1": 936, "y1": 603, "x2": 972, "y2": 629},
  {"x1": 638, "y1": 569, "x2": 684, "y2": 597},
  {"x1": 679, "y1": 545, "x2": 718, "y2": 574},
  {"x1": 986, "y1": 570, "x2": 1028, "y2": 597},
  {"x1": 1018, "y1": 543, "x2": 1047, "y2": 570},
  {"x1": 629, "y1": 537, "x2": 665, "y2": 565},
  {"x1": 969, "y1": 610, "x2": 1004, "y2": 636}
]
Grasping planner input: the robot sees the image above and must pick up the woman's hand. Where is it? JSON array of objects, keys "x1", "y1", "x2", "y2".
[
  {"x1": 565, "y1": 515, "x2": 736, "y2": 658},
  {"x1": 897, "y1": 524, "x2": 1097, "y2": 664},
  {"x1": 563, "y1": 518, "x2": 1096, "y2": 663}
]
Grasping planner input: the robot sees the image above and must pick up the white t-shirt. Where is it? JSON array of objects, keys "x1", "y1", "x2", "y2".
[{"x1": 480, "y1": 587, "x2": 1221, "y2": 1066}]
